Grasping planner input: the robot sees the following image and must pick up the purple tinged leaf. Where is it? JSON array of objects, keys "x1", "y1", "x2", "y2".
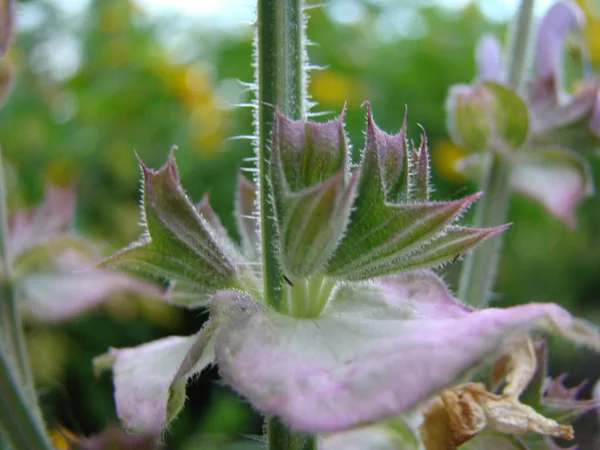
[
  {"x1": 104, "y1": 151, "x2": 236, "y2": 296},
  {"x1": 99, "y1": 326, "x2": 215, "y2": 434},
  {"x1": 511, "y1": 148, "x2": 592, "y2": 227},
  {"x1": 213, "y1": 274, "x2": 600, "y2": 433},
  {"x1": 0, "y1": 0, "x2": 14, "y2": 56},
  {"x1": 363, "y1": 104, "x2": 410, "y2": 203},
  {"x1": 271, "y1": 109, "x2": 348, "y2": 193},
  {"x1": 235, "y1": 173, "x2": 259, "y2": 261},
  {"x1": 18, "y1": 248, "x2": 163, "y2": 322},
  {"x1": 476, "y1": 34, "x2": 504, "y2": 82},
  {"x1": 270, "y1": 111, "x2": 357, "y2": 276},
  {"x1": 195, "y1": 194, "x2": 228, "y2": 241}
]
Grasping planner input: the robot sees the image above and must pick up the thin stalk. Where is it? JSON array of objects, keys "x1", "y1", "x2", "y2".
[
  {"x1": 0, "y1": 148, "x2": 47, "y2": 437},
  {"x1": 458, "y1": 0, "x2": 535, "y2": 308},
  {"x1": 256, "y1": 0, "x2": 312, "y2": 447},
  {"x1": 256, "y1": 0, "x2": 305, "y2": 313},
  {"x1": 267, "y1": 417, "x2": 317, "y2": 450},
  {"x1": 0, "y1": 349, "x2": 53, "y2": 450}
]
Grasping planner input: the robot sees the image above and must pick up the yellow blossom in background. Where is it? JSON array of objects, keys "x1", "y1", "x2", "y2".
[
  {"x1": 50, "y1": 426, "x2": 79, "y2": 450},
  {"x1": 576, "y1": 0, "x2": 600, "y2": 64},
  {"x1": 432, "y1": 139, "x2": 468, "y2": 183},
  {"x1": 155, "y1": 61, "x2": 228, "y2": 156},
  {"x1": 310, "y1": 69, "x2": 367, "y2": 107},
  {"x1": 43, "y1": 158, "x2": 76, "y2": 187}
]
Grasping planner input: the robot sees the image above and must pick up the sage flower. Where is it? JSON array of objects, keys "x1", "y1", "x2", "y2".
[
  {"x1": 447, "y1": 0, "x2": 598, "y2": 226},
  {"x1": 96, "y1": 108, "x2": 600, "y2": 441}
]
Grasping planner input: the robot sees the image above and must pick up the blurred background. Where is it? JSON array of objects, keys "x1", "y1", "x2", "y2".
[{"x1": 3, "y1": 0, "x2": 600, "y2": 448}]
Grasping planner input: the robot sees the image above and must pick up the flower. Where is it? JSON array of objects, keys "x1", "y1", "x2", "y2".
[
  {"x1": 97, "y1": 108, "x2": 600, "y2": 444},
  {"x1": 447, "y1": 0, "x2": 598, "y2": 227},
  {"x1": 8, "y1": 186, "x2": 162, "y2": 322}
]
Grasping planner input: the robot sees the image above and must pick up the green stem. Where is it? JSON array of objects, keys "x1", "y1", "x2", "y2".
[
  {"x1": 458, "y1": 0, "x2": 535, "y2": 308},
  {"x1": 0, "y1": 349, "x2": 53, "y2": 450},
  {"x1": 256, "y1": 0, "x2": 314, "y2": 447},
  {"x1": 256, "y1": 0, "x2": 305, "y2": 313},
  {"x1": 0, "y1": 148, "x2": 47, "y2": 442},
  {"x1": 267, "y1": 417, "x2": 317, "y2": 450}
]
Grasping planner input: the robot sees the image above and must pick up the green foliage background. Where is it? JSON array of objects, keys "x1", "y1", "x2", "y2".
[{"x1": 2, "y1": 0, "x2": 600, "y2": 447}]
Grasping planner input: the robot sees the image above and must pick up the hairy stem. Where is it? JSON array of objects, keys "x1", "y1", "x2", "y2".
[
  {"x1": 256, "y1": 0, "x2": 313, "y2": 446},
  {"x1": 458, "y1": 0, "x2": 535, "y2": 308},
  {"x1": 267, "y1": 417, "x2": 317, "y2": 450},
  {"x1": 0, "y1": 349, "x2": 53, "y2": 450},
  {"x1": 255, "y1": 0, "x2": 305, "y2": 312}
]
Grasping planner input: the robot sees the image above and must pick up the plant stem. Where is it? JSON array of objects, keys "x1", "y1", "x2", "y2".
[
  {"x1": 256, "y1": 0, "x2": 305, "y2": 313},
  {"x1": 0, "y1": 148, "x2": 48, "y2": 442},
  {"x1": 0, "y1": 349, "x2": 53, "y2": 450},
  {"x1": 267, "y1": 417, "x2": 317, "y2": 450},
  {"x1": 458, "y1": 0, "x2": 535, "y2": 308},
  {"x1": 256, "y1": 0, "x2": 314, "y2": 447}
]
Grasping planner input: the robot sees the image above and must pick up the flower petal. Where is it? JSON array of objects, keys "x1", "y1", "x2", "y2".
[
  {"x1": 475, "y1": 34, "x2": 504, "y2": 82},
  {"x1": 213, "y1": 275, "x2": 600, "y2": 433},
  {"x1": 101, "y1": 328, "x2": 215, "y2": 434},
  {"x1": 511, "y1": 148, "x2": 593, "y2": 227},
  {"x1": 8, "y1": 186, "x2": 74, "y2": 258},
  {"x1": 534, "y1": 1, "x2": 585, "y2": 84},
  {"x1": 18, "y1": 249, "x2": 162, "y2": 322}
]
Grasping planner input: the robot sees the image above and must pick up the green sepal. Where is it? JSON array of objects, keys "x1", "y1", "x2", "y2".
[
  {"x1": 271, "y1": 108, "x2": 348, "y2": 193},
  {"x1": 447, "y1": 81, "x2": 529, "y2": 153},
  {"x1": 281, "y1": 170, "x2": 358, "y2": 277},
  {"x1": 344, "y1": 225, "x2": 508, "y2": 280},
  {"x1": 270, "y1": 110, "x2": 355, "y2": 277},
  {"x1": 102, "y1": 151, "x2": 236, "y2": 302},
  {"x1": 326, "y1": 196, "x2": 480, "y2": 280},
  {"x1": 326, "y1": 108, "x2": 488, "y2": 280}
]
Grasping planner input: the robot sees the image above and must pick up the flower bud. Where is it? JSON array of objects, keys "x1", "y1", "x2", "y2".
[{"x1": 446, "y1": 81, "x2": 529, "y2": 153}]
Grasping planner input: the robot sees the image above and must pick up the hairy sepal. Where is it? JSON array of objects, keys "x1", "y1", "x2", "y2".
[
  {"x1": 103, "y1": 152, "x2": 236, "y2": 304},
  {"x1": 270, "y1": 110, "x2": 355, "y2": 276},
  {"x1": 327, "y1": 195, "x2": 481, "y2": 280}
]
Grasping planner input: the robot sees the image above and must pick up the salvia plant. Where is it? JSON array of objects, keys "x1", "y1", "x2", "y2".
[{"x1": 2, "y1": 0, "x2": 600, "y2": 450}]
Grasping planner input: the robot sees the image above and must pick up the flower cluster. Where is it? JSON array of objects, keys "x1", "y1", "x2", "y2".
[
  {"x1": 97, "y1": 107, "x2": 600, "y2": 450},
  {"x1": 447, "y1": 0, "x2": 599, "y2": 226}
]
